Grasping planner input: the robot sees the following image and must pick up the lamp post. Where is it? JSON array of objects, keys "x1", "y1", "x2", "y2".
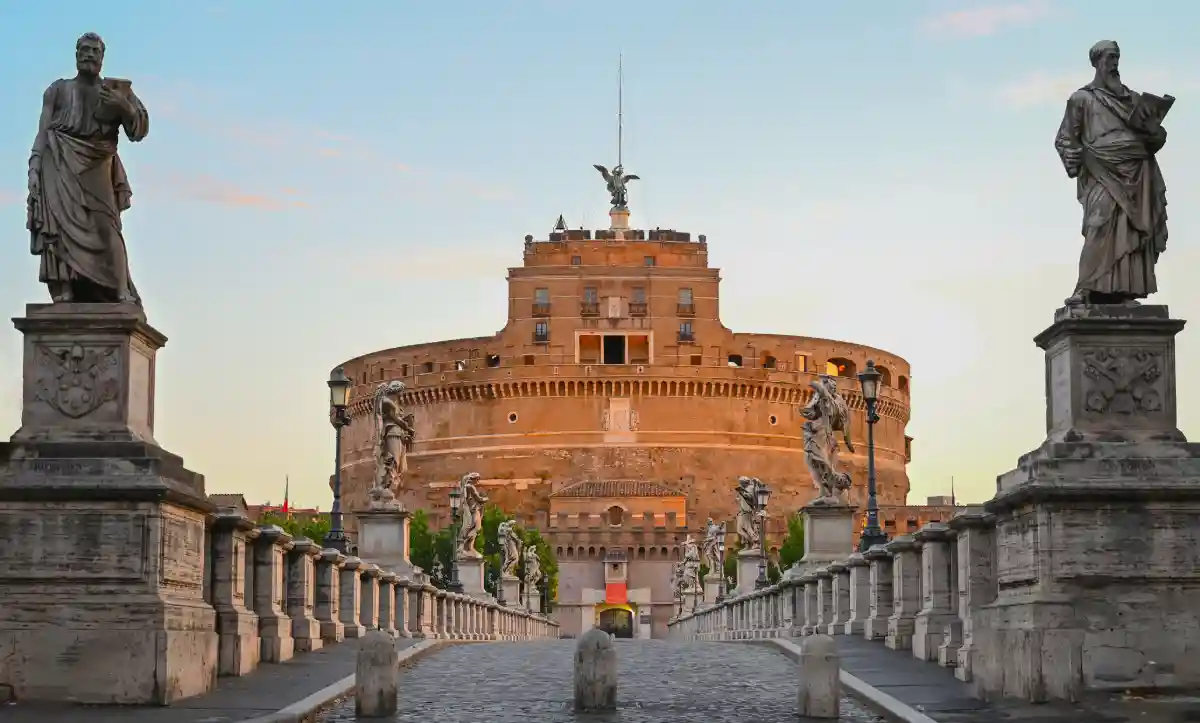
[
  {"x1": 323, "y1": 366, "x2": 352, "y2": 553},
  {"x1": 753, "y1": 482, "x2": 773, "y2": 589},
  {"x1": 715, "y1": 523, "x2": 728, "y2": 604},
  {"x1": 447, "y1": 488, "x2": 464, "y2": 593},
  {"x1": 858, "y1": 360, "x2": 889, "y2": 552}
]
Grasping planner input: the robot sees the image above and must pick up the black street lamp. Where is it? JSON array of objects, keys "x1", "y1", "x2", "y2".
[
  {"x1": 715, "y1": 522, "x2": 728, "y2": 603},
  {"x1": 447, "y1": 488, "x2": 464, "y2": 593},
  {"x1": 858, "y1": 360, "x2": 889, "y2": 552},
  {"x1": 323, "y1": 366, "x2": 352, "y2": 553},
  {"x1": 754, "y1": 483, "x2": 773, "y2": 589}
]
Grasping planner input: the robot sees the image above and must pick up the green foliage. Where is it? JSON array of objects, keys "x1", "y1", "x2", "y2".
[
  {"x1": 408, "y1": 509, "x2": 454, "y2": 588},
  {"x1": 516, "y1": 525, "x2": 558, "y2": 611},
  {"x1": 720, "y1": 536, "x2": 783, "y2": 587},
  {"x1": 778, "y1": 514, "x2": 806, "y2": 572},
  {"x1": 259, "y1": 511, "x2": 331, "y2": 543},
  {"x1": 479, "y1": 504, "x2": 509, "y2": 594}
]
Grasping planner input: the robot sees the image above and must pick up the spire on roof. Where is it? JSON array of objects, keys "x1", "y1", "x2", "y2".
[{"x1": 554, "y1": 214, "x2": 567, "y2": 232}]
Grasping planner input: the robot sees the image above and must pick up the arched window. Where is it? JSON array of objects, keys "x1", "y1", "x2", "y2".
[
  {"x1": 875, "y1": 365, "x2": 893, "y2": 387},
  {"x1": 898, "y1": 375, "x2": 910, "y2": 393},
  {"x1": 607, "y1": 505, "x2": 624, "y2": 526},
  {"x1": 825, "y1": 357, "x2": 857, "y2": 377}
]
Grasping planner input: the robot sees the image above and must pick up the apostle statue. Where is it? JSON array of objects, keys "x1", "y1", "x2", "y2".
[
  {"x1": 27, "y1": 33, "x2": 149, "y2": 305},
  {"x1": 1055, "y1": 40, "x2": 1175, "y2": 305},
  {"x1": 700, "y1": 518, "x2": 724, "y2": 575},
  {"x1": 801, "y1": 376, "x2": 854, "y2": 504},
  {"x1": 734, "y1": 476, "x2": 764, "y2": 549},
  {"x1": 370, "y1": 381, "x2": 415, "y2": 510},
  {"x1": 498, "y1": 519, "x2": 523, "y2": 578},
  {"x1": 679, "y1": 535, "x2": 702, "y2": 593},
  {"x1": 454, "y1": 472, "x2": 488, "y2": 558}
]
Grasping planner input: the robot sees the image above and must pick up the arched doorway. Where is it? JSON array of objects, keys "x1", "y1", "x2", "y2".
[{"x1": 597, "y1": 608, "x2": 634, "y2": 638}]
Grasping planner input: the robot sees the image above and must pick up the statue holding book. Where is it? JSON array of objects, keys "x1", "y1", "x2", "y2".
[{"x1": 1054, "y1": 40, "x2": 1176, "y2": 305}]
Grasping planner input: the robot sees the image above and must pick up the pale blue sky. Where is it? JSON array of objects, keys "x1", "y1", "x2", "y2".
[{"x1": 1, "y1": 1, "x2": 1198, "y2": 508}]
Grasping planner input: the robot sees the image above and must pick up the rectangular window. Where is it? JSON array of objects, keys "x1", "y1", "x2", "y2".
[
  {"x1": 796, "y1": 354, "x2": 809, "y2": 373},
  {"x1": 534, "y1": 321, "x2": 549, "y2": 342},
  {"x1": 678, "y1": 288, "x2": 693, "y2": 304},
  {"x1": 644, "y1": 256, "x2": 656, "y2": 267},
  {"x1": 534, "y1": 288, "x2": 550, "y2": 304},
  {"x1": 690, "y1": 354, "x2": 702, "y2": 366},
  {"x1": 583, "y1": 286, "x2": 598, "y2": 303},
  {"x1": 571, "y1": 255, "x2": 582, "y2": 266},
  {"x1": 631, "y1": 286, "x2": 646, "y2": 303}
]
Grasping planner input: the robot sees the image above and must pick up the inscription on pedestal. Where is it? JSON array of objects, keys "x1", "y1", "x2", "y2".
[
  {"x1": 161, "y1": 512, "x2": 204, "y2": 589},
  {"x1": 0, "y1": 510, "x2": 147, "y2": 580}
]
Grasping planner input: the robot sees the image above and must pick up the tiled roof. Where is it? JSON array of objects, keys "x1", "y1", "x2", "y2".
[
  {"x1": 551, "y1": 479, "x2": 683, "y2": 499},
  {"x1": 209, "y1": 493, "x2": 247, "y2": 511}
]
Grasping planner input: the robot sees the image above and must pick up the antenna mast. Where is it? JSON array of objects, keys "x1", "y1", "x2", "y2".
[{"x1": 618, "y1": 52, "x2": 623, "y2": 167}]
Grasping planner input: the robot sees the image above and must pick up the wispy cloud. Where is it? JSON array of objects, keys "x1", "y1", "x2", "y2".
[
  {"x1": 153, "y1": 171, "x2": 309, "y2": 210},
  {"x1": 996, "y1": 68, "x2": 1197, "y2": 109},
  {"x1": 922, "y1": 1, "x2": 1053, "y2": 39}
]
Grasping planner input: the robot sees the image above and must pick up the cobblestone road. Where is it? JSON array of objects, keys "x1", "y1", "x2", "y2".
[{"x1": 318, "y1": 639, "x2": 886, "y2": 723}]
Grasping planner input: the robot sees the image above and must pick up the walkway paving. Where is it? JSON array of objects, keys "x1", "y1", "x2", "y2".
[
  {"x1": 833, "y1": 634, "x2": 1200, "y2": 723},
  {"x1": 0, "y1": 638, "x2": 418, "y2": 723},
  {"x1": 317, "y1": 639, "x2": 886, "y2": 722}
]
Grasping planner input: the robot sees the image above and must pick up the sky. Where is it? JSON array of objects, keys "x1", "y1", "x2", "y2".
[{"x1": 1, "y1": 0, "x2": 1198, "y2": 509}]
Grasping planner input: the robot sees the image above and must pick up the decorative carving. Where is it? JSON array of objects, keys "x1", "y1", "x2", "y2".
[
  {"x1": 1081, "y1": 347, "x2": 1164, "y2": 414},
  {"x1": 34, "y1": 343, "x2": 119, "y2": 418}
]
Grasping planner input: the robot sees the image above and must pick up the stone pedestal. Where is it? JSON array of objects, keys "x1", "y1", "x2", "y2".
[
  {"x1": 974, "y1": 304, "x2": 1200, "y2": 702},
  {"x1": 0, "y1": 304, "x2": 218, "y2": 704},
  {"x1": 796, "y1": 503, "x2": 856, "y2": 576},
  {"x1": 609, "y1": 206, "x2": 630, "y2": 231},
  {"x1": 682, "y1": 589, "x2": 702, "y2": 615},
  {"x1": 734, "y1": 548, "x2": 765, "y2": 597},
  {"x1": 456, "y1": 553, "x2": 489, "y2": 599},
  {"x1": 525, "y1": 587, "x2": 542, "y2": 613},
  {"x1": 703, "y1": 577, "x2": 722, "y2": 606},
  {"x1": 356, "y1": 509, "x2": 414, "y2": 577},
  {"x1": 912, "y1": 523, "x2": 956, "y2": 662},
  {"x1": 500, "y1": 575, "x2": 521, "y2": 607}
]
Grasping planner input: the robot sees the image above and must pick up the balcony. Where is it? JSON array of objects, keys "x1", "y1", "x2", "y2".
[
  {"x1": 531, "y1": 303, "x2": 551, "y2": 317},
  {"x1": 677, "y1": 331, "x2": 695, "y2": 344},
  {"x1": 533, "y1": 332, "x2": 550, "y2": 344},
  {"x1": 629, "y1": 302, "x2": 647, "y2": 317},
  {"x1": 677, "y1": 303, "x2": 695, "y2": 316},
  {"x1": 580, "y1": 301, "x2": 599, "y2": 317}
]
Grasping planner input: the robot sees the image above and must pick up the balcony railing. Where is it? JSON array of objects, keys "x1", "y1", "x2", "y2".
[
  {"x1": 677, "y1": 303, "x2": 695, "y2": 316},
  {"x1": 629, "y1": 302, "x2": 647, "y2": 317},
  {"x1": 531, "y1": 303, "x2": 551, "y2": 317},
  {"x1": 580, "y1": 301, "x2": 599, "y2": 317},
  {"x1": 677, "y1": 331, "x2": 695, "y2": 343}
]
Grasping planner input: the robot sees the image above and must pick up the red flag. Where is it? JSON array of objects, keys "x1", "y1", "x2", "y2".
[{"x1": 282, "y1": 475, "x2": 290, "y2": 517}]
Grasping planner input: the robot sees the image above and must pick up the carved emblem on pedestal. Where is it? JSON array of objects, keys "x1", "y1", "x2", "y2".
[
  {"x1": 1081, "y1": 347, "x2": 1164, "y2": 415},
  {"x1": 33, "y1": 344, "x2": 120, "y2": 419}
]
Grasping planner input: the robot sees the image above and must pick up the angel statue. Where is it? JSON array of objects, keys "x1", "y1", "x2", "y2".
[
  {"x1": 522, "y1": 544, "x2": 542, "y2": 590},
  {"x1": 370, "y1": 381, "x2": 416, "y2": 510},
  {"x1": 801, "y1": 375, "x2": 855, "y2": 504},
  {"x1": 592, "y1": 163, "x2": 640, "y2": 208},
  {"x1": 679, "y1": 536, "x2": 703, "y2": 593},
  {"x1": 498, "y1": 519, "x2": 523, "y2": 578},
  {"x1": 454, "y1": 472, "x2": 489, "y2": 558},
  {"x1": 700, "y1": 518, "x2": 725, "y2": 575},
  {"x1": 734, "y1": 476, "x2": 764, "y2": 549}
]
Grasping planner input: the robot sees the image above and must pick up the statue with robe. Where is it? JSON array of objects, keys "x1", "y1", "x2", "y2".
[
  {"x1": 498, "y1": 519, "x2": 523, "y2": 578},
  {"x1": 700, "y1": 518, "x2": 724, "y2": 575},
  {"x1": 679, "y1": 535, "x2": 702, "y2": 594},
  {"x1": 27, "y1": 33, "x2": 149, "y2": 305},
  {"x1": 1055, "y1": 40, "x2": 1175, "y2": 305},
  {"x1": 801, "y1": 375, "x2": 855, "y2": 504},
  {"x1": 370, "y1": 380, "x2": 415, "y2": 510},
  {"x1": 734, "y1": 476, "x2": 763, "y2": 549},
  {"x1": 454, "y1": 472, "x2": 488, "y2": 558},
  {"x1": 522, "y1": 544, "x2": 542, "y2": 591}
]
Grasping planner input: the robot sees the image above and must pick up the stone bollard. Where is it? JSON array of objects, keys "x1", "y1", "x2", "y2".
[
  {"x1": 574, "y1": 628, "x2": 617, "y2": 712},
  {"x1": 355, "y1": 630, "x2": 398, "y2": 718},
  {"x1": 798, "y1": 634, "x2": 840, "y2": 719}
]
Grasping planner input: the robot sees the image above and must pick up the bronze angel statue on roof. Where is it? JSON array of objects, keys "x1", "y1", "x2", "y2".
[{"x1": 593, "y1": 164, "x2": 640, "y2": 208}]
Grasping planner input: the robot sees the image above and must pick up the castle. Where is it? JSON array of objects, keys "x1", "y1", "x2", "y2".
[{"x1": 335, "y1": 201, "x2": 952, "y2": 638}]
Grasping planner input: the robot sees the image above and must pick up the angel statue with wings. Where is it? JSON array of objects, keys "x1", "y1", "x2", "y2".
[
  {"x1": 498, "y1": 519, "x2": 523, "y2": 578},
  {"x1": 454, "y1": 472, "x2": 489, "y2": 558},
  {"x1": 592, "y1": 163, "x2": 640, "y2": 208},
  {"x1": 801, "y1": 375, "x2": 855, "y2": 504},
  {"x1": 370, "y1": 380, "x2": 416, "y2": 510}
]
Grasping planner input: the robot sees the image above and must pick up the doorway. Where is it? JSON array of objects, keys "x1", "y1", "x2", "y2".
[
  {"x1": 602, "y1": 335, "x2": 626, "y2": 365},
  {"x1": 598, "y1": 608, "x2": 634, "y2": 638}
]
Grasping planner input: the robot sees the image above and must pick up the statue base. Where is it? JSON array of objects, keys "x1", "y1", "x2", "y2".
[
  {"x1": 367, "y1": 487, "x2": 403, "y2": 512},
  {"x1": 973, "y1": 305, "x2": 1200, "y2": 702},
  {"x1": 356, "y1": 509, "x2": 414, "y2": 577},
  {"x1": 524, "y1": 588, "x2": 542, "y2": 613},
  {"x1": 704, "y1": 578, "x2": 722, "y2": 606},
  {"x1": 733, "y1": 548, "x2": 766, "y2": 597},
  {"x1": 0, "y1": 305, "x2": 218, "y2": 704},
  {"x1": 682, "y1": 589, "x2": 703, "y2": 615},
  {"x1": 794, "y1": 503, "x2": 856, "y2": 576},
  {"x1": 499, "y1": 574, "x2": 521, "y2": 608},
  {"x1": 609, "y1": 206, "x2": 630, "y2": 231},
  {"x1": 455, "y1": 553, "x2": 489, "y2": 599}
]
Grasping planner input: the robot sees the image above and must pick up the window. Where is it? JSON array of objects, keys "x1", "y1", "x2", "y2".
[
  {"x1": 678, "y1": 288, "x2": 693, "y2": 304},
  {"x1": 678, "y1": 322, "x2": 694, "y2": 342},
  {"x1": 583, "y1": 287, "x2": 598, "y2": 303},
  {"x1": 899, "y1": 375, "x2": 910, "y2": 392},
  {"x1": 690, "y1": 354, "x2": 702, "y2": 366},
  {"x1": 607, "y1": 505, "x2": 624, "y2": 526},
  {"x1": 571, "y1": 255, "x2": 582, "y2": 266},
  {"x1": 631, "y1": 286, "x2": 646, "y2": 303},
  {"x1": 523, "y1": 354, "x2": 536, "y2": 365},
  {"x1": 796, "y1": 354, "x2": 809, "y2": 373},
  {"x1": 876, "y1": 364, "x2": 894, "y2": 386},
  {"x1": 534, "y1": 288, "x2": 549, "y2": 304},
  {"x1": 825, "y1": 357, "x2": 857, "y2": 377},
  {"x1": 727, "y1": 354, "x2": 743, "y2": 367},
  {"x1": 644, "y1": 256, "x2": 656, "y2": 266},
  {"x1": 486, "y1": 354, "x2": 500, "y2": 368},
  {"x1": 421, "y1": 361, "x2": 434, "y2": 373},
  {"x1": 534, "y1": 322, "x2": 549, "y2": 342},
  {"x1": 677, "y1": 287, "x2": 695, "y2": 316},
  {"x1": 400, "y1": 364, "x2": 409, "y2": 376},
  {"x1": 762, "y1": 355, "x2": 777, "y2": 369}
]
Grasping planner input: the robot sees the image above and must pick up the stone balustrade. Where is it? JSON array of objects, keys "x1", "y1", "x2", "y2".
[
  {"x1": 669, "y1": 507, "x2": 999, "y2": 688},
  {"x1": 208, "y1": 513, "x2": 558, "y2": 679}
]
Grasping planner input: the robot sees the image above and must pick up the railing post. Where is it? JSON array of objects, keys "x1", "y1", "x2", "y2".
[
  {"x1": 863, "y1": 545, "x2": 892, "y2": 641},
  {"x1": 358, "y1": 563, "x2": 381, "y2": 631},
  {"x1": 949, "y1": 510, "x2": 996, "y2": 682},
  {"x1": 210, "y1": 514, "x2": 260, "y2": 677},
  {"x1": 885, "y1": 536, "x2": 920, "y2": 651},
  {"x1": 315, "y1": 548, "x2": 345, "y2": 645},
  {"x1": 376, "y1": 573, "x2": 396, "y2": 637},
  {"x1": 844, "y1": 552, "x2": 870, "y2": 636},
  {"x1": 827, "y1": 562, "x2": 851, "y2": 635},
  {"x1": 285, "y1": 538, "x2": 323, "y2": 652},
  {"x1": 394, "y1": 575, "x2": 412, "y2": 638},
  {"x1": 913, "y1": 522, "x2": 956, "y2": 662},
  {"x1": 253, "y1": 526, "x2": 295, "y2": 663}
]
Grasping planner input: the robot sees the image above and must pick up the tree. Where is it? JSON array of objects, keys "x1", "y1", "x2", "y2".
[
  {"x1": 777, "y1": 513, "x2": 806, "y2": 572},
  {"x1": 408, "y1": 509, "x2": 453, "y2": 588},
  {"x1": 259, "y1": 511, "x2": 330, "y2": 543}
]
